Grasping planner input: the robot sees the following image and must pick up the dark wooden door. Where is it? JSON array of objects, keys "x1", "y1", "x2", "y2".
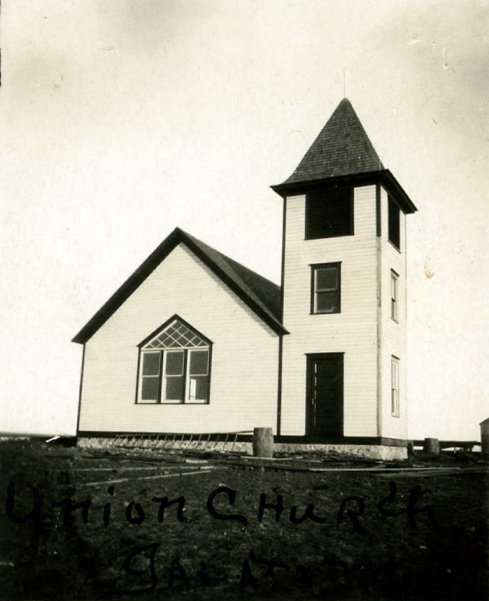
[{"x1": 307, "y1": 354, "x2": 343, "y2": 437}]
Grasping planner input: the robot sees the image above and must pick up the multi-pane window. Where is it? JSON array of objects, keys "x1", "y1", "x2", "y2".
[
  {"x1": 305, "y1": 186, "x2": 353, "y2": 240},
  {"x1": 311, "y1": 263, "x2": 341, "y2": 314},
  {"x1": 388, "y1": 195, "x2": 401, "y2": 250},
  {"x1": 138, "y1": 318, "x2": 211, "y2": 404},
  {"x1": 391, "y1": 356, "x2": 400, "y2": 417},
  {"x1": 141, "y1": 352, "x2": 161, "y2": 402},
  {"x1": 188, "y1": 350, "x2": 210, "y2": 401},
  {"x1": 391, "y1": 270, "x2": 399, "y2": 322},
  {"x1": 163, "y1": 351, "x2": 185, "y2": 403}
]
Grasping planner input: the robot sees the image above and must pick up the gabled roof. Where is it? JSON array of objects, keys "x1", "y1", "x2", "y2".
[
  {"x1": 72, "y1": 228, "x2": 286, "y2": 344},
  {"x1": 284, "y1": 98, "x2": 383, "y2": 184},
  {"x1": 272, "y1": 98, "x2": 417, "y2": 213}
]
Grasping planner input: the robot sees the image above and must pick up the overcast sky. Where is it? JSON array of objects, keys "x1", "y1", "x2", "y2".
[{"x1": 1, "y1": 0, "x2": 488, "y2": 441}]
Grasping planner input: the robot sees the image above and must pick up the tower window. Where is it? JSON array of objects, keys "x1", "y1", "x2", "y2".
[
  {"x1": 311, "y1": 263, "x2": 341, "y2": 314},
  {"x1": 388, "y1": 195, "x2": 401, "y2": 250},
  {"x1": 305, "y1": 186, "x2": 353, "y2": 239},
  {"x1": 391, "y1": 270, "x2": 399, "y2": 322},
  {"x1": 391, "y1": 356, "x2": 400, "y2": 417}
]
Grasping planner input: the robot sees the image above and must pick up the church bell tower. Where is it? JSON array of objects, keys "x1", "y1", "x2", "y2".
[{"x1": 272, "y1": 99, "x2": 417, "y2": 458}]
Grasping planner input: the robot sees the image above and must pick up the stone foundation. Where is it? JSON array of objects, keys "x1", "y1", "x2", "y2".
[
  {"x1": 274, "y1": 443, "x2": 407, "y2": 461},
  {"x1": 77, "y1": 437, "x2": 251, "y2": 455},
  {"x1": 77, "y1": 437, "x2": 407, "y2": 460}
]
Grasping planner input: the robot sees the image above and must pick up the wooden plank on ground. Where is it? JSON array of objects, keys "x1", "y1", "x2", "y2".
[{"x1": 82, "y1": 466, "x2": 216, "y2": 487}]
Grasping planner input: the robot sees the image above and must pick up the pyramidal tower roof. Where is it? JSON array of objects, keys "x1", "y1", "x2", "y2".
[
  {"x1": 284, "y1": 98, "x2": 384, "y2": 185},
  {"x1": 273, "y1": 98, "x2": 417, "y2": 213}
]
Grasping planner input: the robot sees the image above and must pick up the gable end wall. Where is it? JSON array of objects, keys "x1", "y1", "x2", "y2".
[{"x1": 79, "y1": 244, "x2": 279, "y2": 435}]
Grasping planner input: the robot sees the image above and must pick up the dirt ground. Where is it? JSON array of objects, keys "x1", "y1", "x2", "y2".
[{"x1": 0, "y1": 440, "x2": 488, "y2": 600}]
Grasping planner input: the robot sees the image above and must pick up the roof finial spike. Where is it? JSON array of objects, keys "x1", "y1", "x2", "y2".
[{"x1": 343, "y1": 68, "x2": 347, "y2": 98}]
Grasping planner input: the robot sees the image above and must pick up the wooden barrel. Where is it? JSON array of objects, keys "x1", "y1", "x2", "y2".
[
  {"x1": 252, "y1": 427, "x2": 274, "y2": 458},
  {"x1": 423, "y1": 438, "x2": 440, "y2": 456}
]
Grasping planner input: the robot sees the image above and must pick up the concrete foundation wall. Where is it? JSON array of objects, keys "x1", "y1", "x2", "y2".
[
  {"x1": 274, "y1": 443, "x2": 407, "y2": 460},
  {"x1": 78, "y1": 437, "x2": 407, "y2": 460}
]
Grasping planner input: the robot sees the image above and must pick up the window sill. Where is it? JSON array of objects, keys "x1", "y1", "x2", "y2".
[
  {"x1": 136, "y1": 401, "x2": 210, "y2": 406},
  {"x1": 162, "y1": 402, "x2": 210, "y2": 406},
  {"x1": 388, "y1": 240, "x2": 402, "y2": 254},
  {"x1": 310, "y1": 311, "x2": 341, "y2": 315},
  {"x1": 305, "y1": 232, "x2": 354, "y2": 241}
]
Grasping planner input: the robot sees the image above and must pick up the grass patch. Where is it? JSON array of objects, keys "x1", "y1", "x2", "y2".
[{"x1": 0, "y1": 441, "x2": 487, "y2": 600}]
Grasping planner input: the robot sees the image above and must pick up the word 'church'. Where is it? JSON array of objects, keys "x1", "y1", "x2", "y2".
[{"x1": 73, "y1": 99, "x2": 417, "y2": 459}]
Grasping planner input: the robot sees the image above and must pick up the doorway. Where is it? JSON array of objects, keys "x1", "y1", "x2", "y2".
[{"x1": 307, "y1": 353, "x2": 343, "y2": 437}]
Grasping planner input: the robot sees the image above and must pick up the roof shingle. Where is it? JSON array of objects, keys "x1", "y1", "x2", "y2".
[
  {"x1": 283, "y1": 98, "x2": 384, "y2": 185},
  {"x1": 72, "y1": 228, "x2": 285, "y2": 344},
  {"x1": 183, "y1": 231, "x2": 282, "y2": 322}
]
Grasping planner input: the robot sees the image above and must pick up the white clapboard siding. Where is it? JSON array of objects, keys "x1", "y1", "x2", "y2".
[
  {"x1": 79, "y1": 243, "x2": 279, "y2": 434},
  {"x1": 281, "y1": 185, "x2": 379, "y2": 436},
  {"x1": 379, "y1": 186, "x2": 408, "y2": 439}
]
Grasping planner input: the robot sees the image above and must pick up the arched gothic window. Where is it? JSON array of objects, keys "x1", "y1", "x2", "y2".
[{"x1": 137, "y1": 317, "x2": 211, "y2": 404}]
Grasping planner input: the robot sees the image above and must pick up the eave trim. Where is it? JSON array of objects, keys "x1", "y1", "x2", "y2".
[
  {"x1": 72, "y1": 228, "x2": 287, "y2": 344},
  {"x1": 271, "y1": 169, "x2": 417, "y2": 214}
]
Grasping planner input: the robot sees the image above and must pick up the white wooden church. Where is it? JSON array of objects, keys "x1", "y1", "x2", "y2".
[{"x1": 73, "y1": 99, "x2": 417, "y2": 459}]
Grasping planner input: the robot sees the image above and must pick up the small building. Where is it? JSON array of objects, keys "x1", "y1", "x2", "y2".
[
  {"x1": 73, "y1": 99, "x2": 417, "y2": 459},
  {"x1": 480, "y1": 418, "x2": 489, "y2": 455}
]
